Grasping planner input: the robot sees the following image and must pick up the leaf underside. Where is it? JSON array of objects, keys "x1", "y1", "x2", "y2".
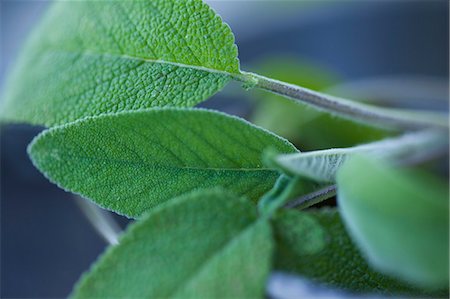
[
  {"x1": 28, "y1": 108, "x2": 298, "y2": 218},
  {"x1": 271, "y1": 130, "x2": 447, "y2": 183},
  {"x1": 71, "y1": 188, "x2": 273, "y2": 299},
  {"x1": 1, "y1": 0, "x2": 239, "y2": 126}
]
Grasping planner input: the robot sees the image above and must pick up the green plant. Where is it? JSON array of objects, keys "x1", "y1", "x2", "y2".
[{"x1": 1, "y1": 0, "x2": 448, "y2": 297}]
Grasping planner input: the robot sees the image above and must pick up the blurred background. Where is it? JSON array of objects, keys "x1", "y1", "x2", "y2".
[{"x1": 1, "y1": 0, "x2": 448, "y2": 297}]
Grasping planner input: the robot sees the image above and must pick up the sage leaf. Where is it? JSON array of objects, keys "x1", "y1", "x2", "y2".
[
  {"x1": 337, "y1": 155, "x2": 449, "y2": 289},
  {"x1": 1, "y1": 0, "x2": 239, "y2": 126},
  {"x1": 269, "y1": 130, "x2": 447, "y2": 182},
  {"x1": 272, "y1": 209, "x2": 327, "y2": 256},
  {"x1": 28, "y1": 108, "x2": 297, "y2": 218},
  {"x1": 273, "y1": 208, "x2": 440, "y2": 296},
  {"x1": 71, "y1": 188, "x2": 273, "y2": 299}
]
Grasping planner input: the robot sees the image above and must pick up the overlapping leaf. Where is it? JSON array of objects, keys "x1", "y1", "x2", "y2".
[
  {"x1": 272, "y1": 208, "x2": 438, "y2": 295},
  {"x1": 71, "y1": 188, "x2": 273, "y2": 298},
  {"x1": 337, "y1": 155, "x2": 449, "y2": 289},
  {"x1": 1, "y1": 0, "x2": 239, "y2": 126},
  {"x1": 28, "y1": 108, "x2": 297, "y2": 218},
  {"x1": 269, "y1": 130, "x2": 447, "y2": 182}
]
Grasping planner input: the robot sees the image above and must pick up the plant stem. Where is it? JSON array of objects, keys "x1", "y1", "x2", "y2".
[
  {"x1": 285, "y1": 185, "x2": 336, "y2": 210},
  {"x1": 75, "y1": 196, "x2": 123, "y2": 245},
  {"x1": 238, "y1": 71, "x2": 448, "y2": 131}
]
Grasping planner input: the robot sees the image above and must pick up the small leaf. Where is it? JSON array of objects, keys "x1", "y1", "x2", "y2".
[
  {"x1": 272, "y1": 209, "x2": 327, "y2": 256},
  {"x1": 258, "y1": 174, "x2": 328, "y2": 215},
  {"x1": 71, "y1": 188, "x2": 273, "y2": 298},
  {"x1": 269, "y1": 130, "x2": 447, "y2": 182},
  {"x1": 272, "y1": 208, "x2": 440, "y2": 296},
  {"x1": 1, "y1": 0, "x2": 239, "y2": 126},
  {"x1": 337, "y1": 155, "x2": 449, "y2": 289},
  {"x1": 28, "y1": 108, "x2": 297, "y2": 218}
]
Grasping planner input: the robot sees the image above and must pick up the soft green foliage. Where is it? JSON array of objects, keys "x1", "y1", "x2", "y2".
[
  {"x1": 269, "y1": 130, "x2": 448, "y2": 182},
  {"x1": 337, "y1": 155, "x2": 449, "y2": 289},
  {"x1": 3, "y1": 0, "x2": 448, "y2": 296},
  {"x1": 28, "y1": 108, "x2": 297, "y2": 218},
  {"x1": 272, "y1": 209, "x2": 326, "y2": 256},
  {"x1": 273, "y1": 208, "x2": 431, "y2": 295},
  {"x1": 0, "y1": 0, "x2": 239, "y2": 126},
  {"x1": 71, "y1": 188, "x2": 273, "y2": 298},
  {"x1": 249, "y1": 58, "x2": 389, "y2": 150}
]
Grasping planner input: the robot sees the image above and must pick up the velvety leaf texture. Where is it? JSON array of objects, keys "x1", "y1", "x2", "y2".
[
  {"x1": 1, "y1": 0, "x2": 239, "y2": 126},
  {"x1": 28, "y1": 108, "x2": 298, "y2": 218},
  {"x1": 273, "y1": 208, "x2": 436, "y2": 296},
  {"x1": 71, "y1": 188, "x2": 273, "y2": 298},
  {"x1": 271, "y1": 130, "x2": 447, "y2": 183},
  {"x1": 337, "y1": 155, "x2": 449, "y2": 289}
]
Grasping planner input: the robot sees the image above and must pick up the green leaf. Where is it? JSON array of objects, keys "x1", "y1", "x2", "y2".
[
  {"x1": 272, "y1": 208, "x2": 439, "y2": 295},
  {"x1": 1, "y1": 0, "x2": 239, "y2": 126},
  {"x1": 272, "y1": 209, "x2": 327, "y2": 256},
  {"x1": 71, "y1": 188, "x2": 273, "y2": 298},
  {"x1": 337, "y1": 155, "x2": 449, "y2": 289},
  {"x1": 28, "y1": 108, "x2": 297, "y2": 218},
  {"x1": 269, "y1": 130, "x2": 447, "y2": 183}
]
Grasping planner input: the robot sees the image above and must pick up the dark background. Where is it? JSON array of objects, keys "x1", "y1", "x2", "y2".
[{"x1": 1, "y1": 1, "x2": 448, "y2": 297}]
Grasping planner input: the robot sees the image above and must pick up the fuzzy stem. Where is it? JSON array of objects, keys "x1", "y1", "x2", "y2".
[
  {"x1": 238, "y1": 71, "x2": 448, "y2": 131},
  {"x1": 75, "y1": 196, "x2": 123, "y2": 245},
  {"x1": 285, "y1": 185, "x2": 337, "y2": 210}
]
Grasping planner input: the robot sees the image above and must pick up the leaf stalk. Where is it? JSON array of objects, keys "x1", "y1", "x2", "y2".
[{"x1": 238, "y1": 71, "x2": 448, "y2": 131}]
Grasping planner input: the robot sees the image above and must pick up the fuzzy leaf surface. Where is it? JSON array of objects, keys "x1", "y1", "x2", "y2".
[
  {"x1": 71, "y1": 188, "x2": 273, "y2": 298},
  {"x1": 337, "y1": 155, "x2": 449, "y2": 289},
  {"x1": 1, "y1": 0, "x2": 239, "y2": 126},
  {"x1": 272, "y1": 209, "x2": 439, "y2": 296},
  {"x1": 270, "y1": 130, "x2": 447, "y2": 182},
  {"x1": 28, "y1": 108, "x2": 297, "y2": 217}
]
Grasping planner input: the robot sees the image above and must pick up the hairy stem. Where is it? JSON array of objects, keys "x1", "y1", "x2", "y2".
[
  {"x1": 285, "y1": 185, "x2": 337, "y2": 210},
  {"x1": 238, "y1": 71, "x2": 448, "y2": 131},
  {"x1": 75, "y1": 196, "x2": 123, "y2": 245}
]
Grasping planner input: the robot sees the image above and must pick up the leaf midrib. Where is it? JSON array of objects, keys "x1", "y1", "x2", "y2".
[
  {"x1": 42, "y1": 151, "x2": 274, "y2": 173},
  {"x1": 45, "y1": 49, "x2": 242, "y2": 79}
]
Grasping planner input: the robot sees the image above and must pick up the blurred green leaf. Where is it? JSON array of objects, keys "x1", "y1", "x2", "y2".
[
  {"x1": 1, "y1": 0, "x2": 239, "y2": 126},
  {"x1": 71, "y1": 188, "x2": 273, "y2": 298},
  {"x1": 272, "y1": 209, "x2": 327, "y2": 256},
  {"x1": 28, "y1": 108, "x2": 297, "y2": 218},
  {"x1": 249, "y1": 58, "x2": 391, "y2": 150},
  {"x1": 337, "y1": 155, "x2": 449, "y2": 289},
  {"x1": 272, "y1": 208, "x2": 442, "y2": 295}
]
